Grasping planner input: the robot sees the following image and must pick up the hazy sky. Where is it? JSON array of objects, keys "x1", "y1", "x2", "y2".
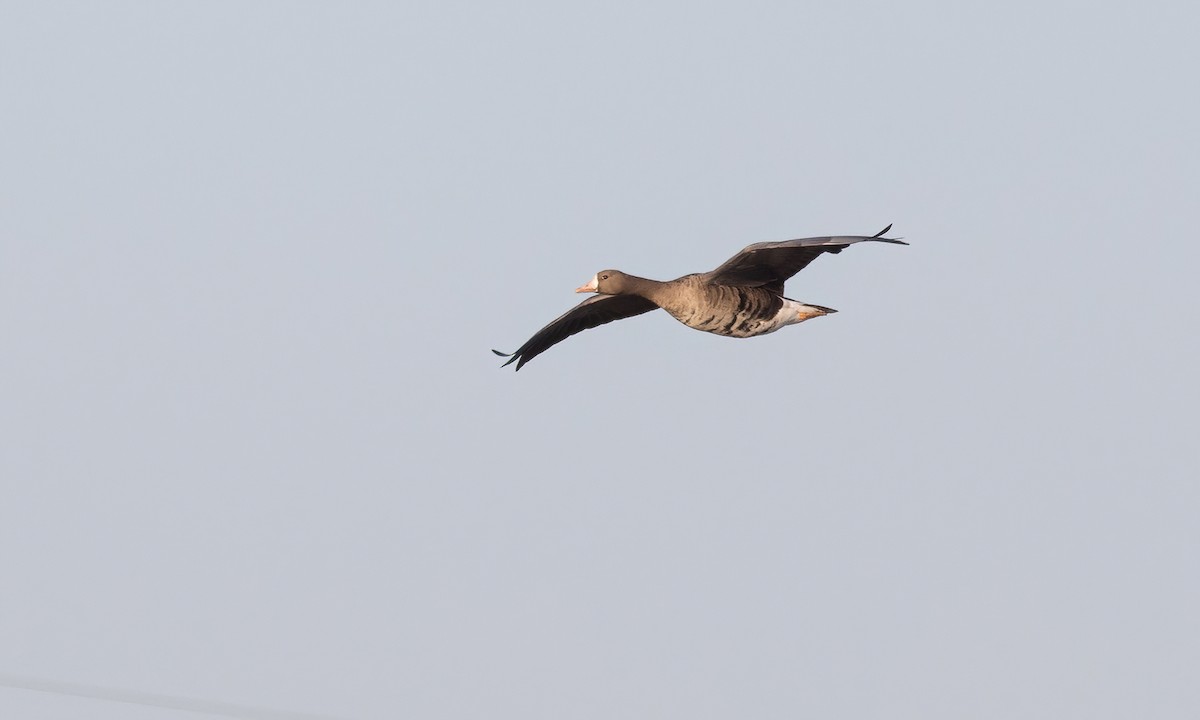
[{"x1": 3, "y1": 2, "x2": 1199, "y2": 719}]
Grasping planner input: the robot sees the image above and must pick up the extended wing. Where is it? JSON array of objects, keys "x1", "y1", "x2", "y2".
[
  {"x1": 493, "y1": 293, "x2": 659, "y2": 371},
  {"x1": 705, "y1": 224, "x2": 906, "y2": 294}
]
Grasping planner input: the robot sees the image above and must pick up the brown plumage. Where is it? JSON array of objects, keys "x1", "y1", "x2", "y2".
[{"x1": 494, "y1": 224, "x2": 906, "y2": 370}]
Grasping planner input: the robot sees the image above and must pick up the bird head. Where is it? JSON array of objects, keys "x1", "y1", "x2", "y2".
[{"x1": 575, "y1": 270, "x2": 627, "y2": 294}]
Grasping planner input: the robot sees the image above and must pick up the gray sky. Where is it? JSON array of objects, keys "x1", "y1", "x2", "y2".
[{"x1": 3, "y1": 1, "x2": 1198, "y2": 718}]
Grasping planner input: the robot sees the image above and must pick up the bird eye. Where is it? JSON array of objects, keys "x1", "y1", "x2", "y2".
[{"x1": 601, "y1": 274, "x2": 609, "y2": 280}]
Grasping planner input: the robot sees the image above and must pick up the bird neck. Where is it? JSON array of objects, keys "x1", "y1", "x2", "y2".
[{"x1": 617, "y1": 273, "x2": 667, "y2": 302}]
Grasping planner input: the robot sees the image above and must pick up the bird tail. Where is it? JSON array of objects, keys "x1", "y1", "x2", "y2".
[{"x1": 783, "y1": 298, "x2": 838, "y2": 315}]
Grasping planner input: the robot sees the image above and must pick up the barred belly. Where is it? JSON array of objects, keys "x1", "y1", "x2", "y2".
[{"x1": 659, "y1": 284, "x2": 829, "y2": 339}]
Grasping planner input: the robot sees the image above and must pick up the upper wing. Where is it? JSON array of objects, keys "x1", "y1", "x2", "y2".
[
  {"x1": 705, "y1": 224, "x2": 907, "y2": 294},
  {"x1": 493, "y1": 293, "x2": 659, "y2": 371}
]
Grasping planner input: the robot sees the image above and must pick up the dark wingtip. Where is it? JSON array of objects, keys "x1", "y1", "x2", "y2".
[
  {"x1": 872, "y1": 223, "x2": 908, "y2": 245},
  {"x1": 493, "y1": 349, "x2": 523, "y2": 370},
  {"x1": 493, "y1": 350, "x2": 522, "y2": 369}
]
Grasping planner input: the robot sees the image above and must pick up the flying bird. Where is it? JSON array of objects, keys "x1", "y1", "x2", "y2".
[{"x1": 494, "y1": 224, "x2": 906, "y2": 370}]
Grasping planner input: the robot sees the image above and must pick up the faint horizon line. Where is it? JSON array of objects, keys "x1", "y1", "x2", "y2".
[{"x1": 0, "y1": 673, "x2": 347, "y2": 720}]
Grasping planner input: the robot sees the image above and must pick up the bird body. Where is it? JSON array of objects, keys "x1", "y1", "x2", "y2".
[
  {"x1": 495, "y1": 225, "x2": 906, "y2": 370},
  {"x1": 617, "y1": 273, "x2": 832, "y2": 338}
]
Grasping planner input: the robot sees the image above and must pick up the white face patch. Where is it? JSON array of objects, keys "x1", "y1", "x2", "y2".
[{"x1": 575, "y1": 274, "x2": 600, "y2": 293}]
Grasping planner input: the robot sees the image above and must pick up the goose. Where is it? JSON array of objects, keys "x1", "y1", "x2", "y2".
[{"x1": 494, "y1": 224, "x2": 906, "y2": 370}]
